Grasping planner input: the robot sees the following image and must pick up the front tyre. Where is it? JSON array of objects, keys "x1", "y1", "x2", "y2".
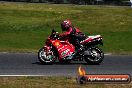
[
  {"x1": 38, "y1": 47, "x2": 56, "y2": 64},
  {"x1": 84, "y1": 46, "x2": 104, "y2": 64}
]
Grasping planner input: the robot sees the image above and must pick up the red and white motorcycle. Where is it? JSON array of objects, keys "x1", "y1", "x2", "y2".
[{"x1": 38, "y1": 29, "x2": 104, "y2": 64}]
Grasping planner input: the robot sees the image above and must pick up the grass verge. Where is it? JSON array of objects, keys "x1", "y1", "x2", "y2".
[
  {"x1": 0, "y1": 2, "x2": 132, "y2": 54},
  {"x1": 0, "y1": 76, "x2": 132, "y2": 88}
]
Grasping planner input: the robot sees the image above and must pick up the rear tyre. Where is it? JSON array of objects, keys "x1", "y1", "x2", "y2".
[
  {"x1": 84, "y1": 46, "x2": 104, "y2": 64},
  {"x1": 38, "y1": 47, "x2": 56, "y2": 64}
]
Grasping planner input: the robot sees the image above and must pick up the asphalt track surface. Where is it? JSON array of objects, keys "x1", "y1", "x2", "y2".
[{"x1": 0, "y1": 53, "x2": 132, "y2": 76}]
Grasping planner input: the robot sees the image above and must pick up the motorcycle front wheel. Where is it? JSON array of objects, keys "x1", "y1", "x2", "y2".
[
  {"x1": 84, "y1": 46, "x2": 104, "y2": 64},
  {"x1": 38, "y1": 47, "x2": 56, "y2": 64}
]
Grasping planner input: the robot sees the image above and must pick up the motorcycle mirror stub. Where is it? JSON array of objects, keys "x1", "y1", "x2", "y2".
[{"x1": 52, "y1": 28, "x2": 56, "y2": 34}]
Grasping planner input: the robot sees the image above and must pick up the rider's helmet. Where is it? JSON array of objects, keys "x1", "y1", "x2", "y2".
[{"x1": 61, "y1": 20, "x2": 72, "y2": 31}]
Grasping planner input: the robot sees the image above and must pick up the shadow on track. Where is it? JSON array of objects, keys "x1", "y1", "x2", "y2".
[{"x1": 32, "y1": 62, "x2": 100, "y2": 65}]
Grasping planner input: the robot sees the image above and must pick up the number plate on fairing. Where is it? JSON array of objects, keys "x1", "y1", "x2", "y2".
[{"x1": 58, "y1": 45, "x2": 74, "y2": 58}]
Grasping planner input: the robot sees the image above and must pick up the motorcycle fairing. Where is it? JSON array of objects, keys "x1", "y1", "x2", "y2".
[{"x1": 51, "y1": 40, "x2": 75, "y2": 60}]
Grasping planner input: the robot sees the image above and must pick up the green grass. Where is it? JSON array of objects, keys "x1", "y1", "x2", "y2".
[
  {"x1": 0, "y1": 77, "x2": 131, "y2": 88},
  {"x1": 0, "y1": 2, "x2": 132, "y2": 54}
]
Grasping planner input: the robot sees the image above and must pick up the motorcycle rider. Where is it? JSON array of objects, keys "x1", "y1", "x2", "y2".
[{"x1": 60, "y1": 20, "x2": 86, "y2": 52}]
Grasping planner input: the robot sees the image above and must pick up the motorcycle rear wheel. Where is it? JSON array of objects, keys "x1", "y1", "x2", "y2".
[
  {"x1": 84, "y1": 46, "x2": 104, "y2": 64},
  {"x1": 38, "y1": 47, "x2": 56, "y2": 64}
]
